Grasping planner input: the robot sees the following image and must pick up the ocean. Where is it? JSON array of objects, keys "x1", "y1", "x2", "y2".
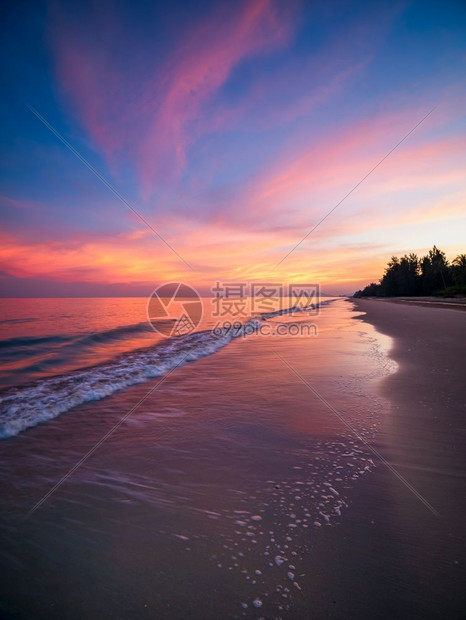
[
  {"x1": 0, "y1": 296, "x2": 342, "y2": 438},
  {"x1": 0, "y1": 297, "x2": 399, "y2": 618}
]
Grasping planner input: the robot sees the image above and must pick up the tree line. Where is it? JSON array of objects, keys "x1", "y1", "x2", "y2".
[{"x1": 354, "y1": 246, "x2": 466, "y2": 298}]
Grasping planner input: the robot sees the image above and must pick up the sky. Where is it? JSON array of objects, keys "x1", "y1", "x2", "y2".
[{"x1": 0, "y1": 0, "x2": 465, "y2": 296}]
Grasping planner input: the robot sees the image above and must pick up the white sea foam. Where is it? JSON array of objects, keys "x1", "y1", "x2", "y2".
[{"x1": 0, "y1": 302, "x2": 328, "y2": 439}]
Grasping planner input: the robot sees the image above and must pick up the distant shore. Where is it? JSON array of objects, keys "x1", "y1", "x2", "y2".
[{"x1": 352, "y1": 295, "x2": 466, "y2": 310}]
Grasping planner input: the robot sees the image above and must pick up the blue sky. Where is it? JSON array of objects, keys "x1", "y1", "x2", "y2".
[{"x1": 1, "y1": 0, "x2": 465, "y2": 295}]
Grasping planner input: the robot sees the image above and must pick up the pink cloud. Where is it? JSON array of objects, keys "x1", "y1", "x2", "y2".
[
  {"x1": 195, "y1": 102, "x2": 465, "y2": 241},
  {"x1": 51, "y1": 0, "x2": 297, "y2": 197},
  {"x1": 136, "y1": 0, "x2": 296, "y2": 195}
]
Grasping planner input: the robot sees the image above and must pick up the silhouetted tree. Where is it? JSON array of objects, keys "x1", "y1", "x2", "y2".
[
  {"x1": 398, "y1": 253, "x2": 420, "y2": 295},
  {"x1": 377, "y1": 254, "x2": 420, "y2": 296},
  {"x1": 451, "y1": 254, "x2": 466, "y2": 286},
  {"x1": 420, "y1": 245, "x2": 450, "y2": 293},
  {"x1": 354, "y1": 282, "x2": 379, "y2": 297},
  {"x1": 379, "y1": 256, "x2": 401, "y2": 296},
  {"x1": 354, "y1": 246, "x2": 465, "y2": 298}
]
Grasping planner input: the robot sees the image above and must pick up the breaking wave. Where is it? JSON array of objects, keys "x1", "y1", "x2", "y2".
[{"x1": 0, "y1": 303, "x2": 329, "y2": 439}]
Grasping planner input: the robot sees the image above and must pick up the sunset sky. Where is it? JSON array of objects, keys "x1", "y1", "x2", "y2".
[{"x1": 1, "y1": 0, "x2": 465, "y2": 296}]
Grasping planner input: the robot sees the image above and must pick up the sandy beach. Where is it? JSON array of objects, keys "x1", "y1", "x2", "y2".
[
  {"x1": 342, "y1": 298, "x2": 466, "y2": 618},
  {"x1": 0, "y1": 298, "x2": 464, "y2": 619},
  {"x1": 2, "y1": 0, "x2": 465, "y2": 616}
]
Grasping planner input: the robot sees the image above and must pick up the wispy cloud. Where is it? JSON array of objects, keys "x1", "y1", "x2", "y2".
[
  {"x1": 2, "y1": 0, "x2": 465, "y2": 295},
  {"x1": 51, "y1": 0, "x2": 297, "y2": 197}
]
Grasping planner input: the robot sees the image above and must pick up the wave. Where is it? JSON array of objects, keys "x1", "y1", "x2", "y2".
[
  {"x1": 0, "y1": 302, "x2": 331, "y2": 439},
  {"x1": 0, "y1": 320, "x2": 158, "y2": 353},
  {"x1": 0, "y1": 334, "x2": 69, "y2": 349},
  {"x1": 0, "y1": 317, "x2": 38, "y2": 325}
]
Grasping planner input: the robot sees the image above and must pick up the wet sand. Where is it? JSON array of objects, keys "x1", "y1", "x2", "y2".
[
  {"x1": 338, "y1": 298, "x2": 466, "y2": 618},
  {"x1": 0, "y1": 299, "x2": 464, "y2": 618}
]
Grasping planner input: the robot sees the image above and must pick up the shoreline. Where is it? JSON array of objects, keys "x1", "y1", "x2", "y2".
[
  {"x1": 340, "y1": 298, "x2": 466, "y2": 617},
  {"x1": 0, "y1": 299, "x2": 392, "y2": 618},
  {"x1": 352, "y1": 297, "x2": 465, "y2": 521},
  {"x1": 0, "y1": 299, "x2": 464, "y2": 618},
  {"x1": 351, "y1": 296, "x2": 466, "y2": 311}
]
